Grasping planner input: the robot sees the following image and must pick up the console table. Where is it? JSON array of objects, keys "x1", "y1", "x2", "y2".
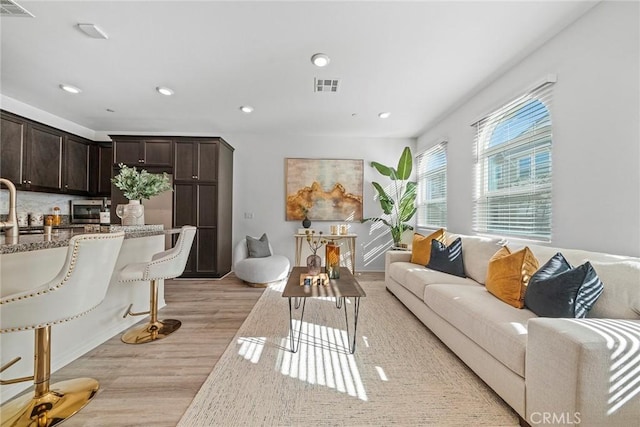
[{"x1": 294, "y1": 233, "x2": 357, "y2": 274}]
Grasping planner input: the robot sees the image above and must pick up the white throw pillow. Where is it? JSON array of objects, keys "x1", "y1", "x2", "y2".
[{"x1": 587, "y1": 260, "x2": 640, "y2": 319}]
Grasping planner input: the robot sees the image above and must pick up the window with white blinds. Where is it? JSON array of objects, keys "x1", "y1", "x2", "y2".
[
  {"x1": 473, "y1": 82, "x2": 554, "y2": 241},
  {"x1": 416, "y1": 141, "x2": 447, "y2": 228}
]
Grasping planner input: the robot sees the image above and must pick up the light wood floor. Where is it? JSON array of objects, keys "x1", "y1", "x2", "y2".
[
  {"x1": 52, "y1": 274, "x2": 265, "y2": 427},
  {"x1": 11, "y1": 271, "x2": 383, "y2": 426}
]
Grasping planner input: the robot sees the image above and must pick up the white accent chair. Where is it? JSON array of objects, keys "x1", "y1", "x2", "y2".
[
  {"x1": 0, "y1": 232, "x2": 125, "y2": 426},
  {"x1": 118, "y1": 225, "x2": 196, "y2": 344},
  {"x1": 233, "y1": 238, "x2": 290, "y2": 287}
]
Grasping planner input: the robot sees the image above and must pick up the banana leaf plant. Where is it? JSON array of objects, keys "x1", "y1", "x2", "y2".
[{"x1": 362, "y1": 146, "x2": 417, "y2": 246}]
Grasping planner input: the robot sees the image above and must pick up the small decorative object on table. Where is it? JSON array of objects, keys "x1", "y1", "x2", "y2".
[
  {"x1": 325, "y1": 241, "x2": 340, "y2": 279},
  {"x1": 300, "y1": 206, "x2": 312, "y2": 229},
  {"x1": 305, "y1": 230, "x2": 325, "y2": 275},
  {"x1": 111, "y1": 163, "x2": 172, "y2": 226},
  {"x1": 299, "y1": 273, "x2": 329, "y2": 286}
]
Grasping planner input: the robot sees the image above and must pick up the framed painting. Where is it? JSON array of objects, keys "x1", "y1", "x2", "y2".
[{"x1": 286, "y1": 158, "x2": 363, "y2": 221}]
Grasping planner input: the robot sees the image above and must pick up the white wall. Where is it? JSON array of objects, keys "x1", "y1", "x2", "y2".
[
  {"x1": 228, "y1": 133, "x2": 414, "y2": 271},
  {"x1": 416, "y1": 1, "x2": 640, "y2": 257}
]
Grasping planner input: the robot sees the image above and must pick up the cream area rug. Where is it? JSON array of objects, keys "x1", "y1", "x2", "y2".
[{"x1": 178, "y1": 277, "x2": 518, "y2": 426}]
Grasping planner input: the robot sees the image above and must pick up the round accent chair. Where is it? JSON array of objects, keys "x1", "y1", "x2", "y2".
[{"x1": 233, "y1": 235, "x2": 290, "y2": 287}]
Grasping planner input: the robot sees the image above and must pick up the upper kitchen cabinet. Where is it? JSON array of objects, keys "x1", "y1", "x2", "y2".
[
  {"x1": 0, "y1": 111, "x2": 26, "y2": 186},
  {"x1": 24, "y1": 122, "x2": 64, "y2": 192},
  {"x1": 89, "y1": 143, "x2": 113, "y2": 196},
  {"x1": 111, "y1": 136, "x2": 173, "y2": 168},
  {"x1": 63, "y1": 135, "x2": 91, "y2": 194},
  {"x1": 1, "y1": 110, "x2": 96, "y2": 196},
  {"x1": 174, "y1": 139, "x2": 219, "y2": 182}
]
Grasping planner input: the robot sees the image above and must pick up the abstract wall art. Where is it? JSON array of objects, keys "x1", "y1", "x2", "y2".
[{"x1": 285, "y1": 158, "x2": 363, "y2": 221}]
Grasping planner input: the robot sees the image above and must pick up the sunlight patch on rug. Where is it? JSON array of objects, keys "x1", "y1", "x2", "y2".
[
  {"x1": 237, "y1": 337, "x2": 266, "y2": 363},
  {"x1": 275, "y1": 319, "x2": 368, "y2": 401}
]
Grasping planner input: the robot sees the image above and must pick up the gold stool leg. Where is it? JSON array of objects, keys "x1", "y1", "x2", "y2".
[
  {"x1": 1, "y1": 327, "x2": 100, "y2": 427},
  {"x1": 121, "y1": 279, "x2": 181, "y2": 344}
]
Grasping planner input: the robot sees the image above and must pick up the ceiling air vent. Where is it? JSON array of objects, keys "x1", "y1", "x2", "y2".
[
  {"x1": 314, "y1": 78, "x2": 339, "y2": 93},
  {"x1": 0, "y1": 0, "x2": 34, "y2": 17}
]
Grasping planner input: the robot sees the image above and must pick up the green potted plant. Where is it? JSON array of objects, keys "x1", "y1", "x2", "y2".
[
  {"x1": 111, "y1": 163, "x2": 172, "y2": 225},
  {"x1": 362, "y1": 146, "x2": 417, "y2": 247}
]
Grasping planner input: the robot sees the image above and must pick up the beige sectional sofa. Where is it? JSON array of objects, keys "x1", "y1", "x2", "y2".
[{"x1": 385, "y1": 233, "x2": 640, "y2": 426}]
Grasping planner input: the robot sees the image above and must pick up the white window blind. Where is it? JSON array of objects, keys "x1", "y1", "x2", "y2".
[
  {"x1": 416, "y1": 141, "x2": 447, "y2": 228},
  {"x1": 473, "y1": 82, "x2": 554, "y2": 241}
]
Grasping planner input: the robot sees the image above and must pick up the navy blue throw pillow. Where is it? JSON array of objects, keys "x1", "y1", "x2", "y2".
[
  {"x1": 426, "y1": 237, "x2": 466, "y2": 278},
  {"x1": 525, "y1": 252, "x2": 604, "y2": 318}
]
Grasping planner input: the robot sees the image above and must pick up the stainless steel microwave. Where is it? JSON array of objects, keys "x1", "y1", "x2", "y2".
[{"x1": 70, "y1": 199, "x2": 110, "y2": 223}]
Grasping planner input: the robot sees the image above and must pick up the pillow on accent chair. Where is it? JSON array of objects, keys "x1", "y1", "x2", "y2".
[
  {"x1": 486, "y1": 246, "x2": 539, "y2": 309},
  {"x1": 246, "y1": 233, "x2": 272, "y2": 258},
  {"x1": 410, "y1": 229, "x2": 446, "y2": 266},
  {"x1": 525, "y1": 252, "x2": 604, "y2": 318},
  {"x1": 426, "y1": 237, "x2": 465, "y2": 278}
]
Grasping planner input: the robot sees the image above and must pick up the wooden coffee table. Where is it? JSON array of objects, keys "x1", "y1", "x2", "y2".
[{"x1": 282, "y1": 266, "x2": 366, "y2": 354}]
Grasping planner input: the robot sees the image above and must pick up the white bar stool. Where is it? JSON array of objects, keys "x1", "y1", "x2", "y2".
[
  {"x1": 119, "y1": 225, "x2": 196, "y2": 344},
  {"x1": 0, "y1": 232, "x2": 124, "y2": 427}
]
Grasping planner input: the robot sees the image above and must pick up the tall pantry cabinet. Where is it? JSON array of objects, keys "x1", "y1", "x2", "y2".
[
  {"x1": 110, "y1": 135, "x2": 234, "y2": 278},
  {"x1": 172, "y1": 138, "x2": 234, "y2": 278}
]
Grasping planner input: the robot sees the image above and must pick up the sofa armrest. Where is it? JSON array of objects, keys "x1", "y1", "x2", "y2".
[
  {"x1": 526, "y1": 318, "x2": 640, "y2": 426},
  {"x1": 385, "y1": 250, "x2": 411, "y2": 284}
]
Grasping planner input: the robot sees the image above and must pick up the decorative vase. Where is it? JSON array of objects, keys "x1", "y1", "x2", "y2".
[
  {"x1": 116, "y1": 200, "x2": 145, "y2": 226},
  {"x1": 306, "y1": 254, "x2": 321, "y2": 275},
  {"x1": 325, "y1": 242, "x2": 340, "y2": 279},
  {"x1": 302, "y1": 216, "x2": 311, "y2": 229}
]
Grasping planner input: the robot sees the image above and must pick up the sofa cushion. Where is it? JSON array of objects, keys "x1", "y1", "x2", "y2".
[
  {"x1": 427, "y1": 237, "x2": 466, "y2": 277},
  {"x1": 525, "y1": 253, "x2": 604, "y2": 318},
  {"x1": 588, "y1": 260, "x2": 640, "y2": 319},
  {"x1": 486, "y1": 246, "x2": 539, "y2": 309},
  {"x1": 457, "y1": 235, "x2": 504, "y2": 284},
  {"x1": 410, "y1": 229, "x2": 445, "y2": 266},
  {"x1": 424, "y1": 284, "x2": 536, "y2": 377},
  {"x1": 389, "y1": 262, "x2": 478, "y2": 301}
]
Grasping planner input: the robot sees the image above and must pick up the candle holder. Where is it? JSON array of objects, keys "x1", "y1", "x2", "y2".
[{"x1": 325, "y1": 242, "x2": 340, "y2": 279}]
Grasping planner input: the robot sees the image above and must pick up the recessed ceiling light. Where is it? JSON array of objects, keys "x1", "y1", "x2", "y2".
[
  {"x1": 239, "y1": 106, "x2": 254, "y2": 114},
  {"x1": 378, "y1": 112, "x2": 391, "y2": 119},
  {"x1": 59, "y1": 84, "x2": 82, "y2": 94},
  {"x1": 311, "y1": 53, "x2": 330, "y2": 67},
  {"x1": 156, "y1": 86, "x2": 174, "y2": 96},
  {"x1": 77, "y1": 23, "x2": 109, "y2": 39}
]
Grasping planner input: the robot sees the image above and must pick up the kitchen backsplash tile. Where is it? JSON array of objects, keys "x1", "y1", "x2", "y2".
[{"x1": 0, "y1": 189, "x2": 88, "y2": 216}]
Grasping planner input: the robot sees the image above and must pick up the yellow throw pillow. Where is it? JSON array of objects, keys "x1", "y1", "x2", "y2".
[
  {"x1": 486, "y1": 246, "x2": 539, "y2": 308},
  {"x1": 410, "y1": 229, "x2": 446, "y2": 265}
]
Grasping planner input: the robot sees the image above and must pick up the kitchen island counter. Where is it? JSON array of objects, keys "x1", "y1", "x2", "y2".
[
  {"x1": 0, "y1": 225, "x2": 181, "y2": 254},
  {"x1": 0, "y1": 226, "x2": 182, "y2": 403}
]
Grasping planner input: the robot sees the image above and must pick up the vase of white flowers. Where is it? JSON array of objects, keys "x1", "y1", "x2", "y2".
[{"x1": 112, "y1": 164, "x2": 172, "y2": 225}]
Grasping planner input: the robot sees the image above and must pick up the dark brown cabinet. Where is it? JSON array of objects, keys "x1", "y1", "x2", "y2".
[
  {"x1": 174, "y1": 140, "x2": 217, "y2": 182},
  {"x1": 1, "y1": 111, "x2": 98, "y2": 196},
  {"x1": 64, "y1": 135, "x2": 90, "y2": 194},
  {"x1": 173, "y1": 138, "x2": 233, "y2": 278},
  {"x1": 89, "y1": 143, "x2": 112, "y2": 196},
  {"x1": 25, "y1": 122, "x2": 64, "y2": 192},
  {"x1": 112, "y1": 137, "x2": 172, "y2": 167},
  {"x1": 0, "y1": 112, "x2": 26, "y2": 186}
]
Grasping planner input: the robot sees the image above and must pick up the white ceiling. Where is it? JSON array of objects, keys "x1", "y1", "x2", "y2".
[{"x1": 1, "y1": 1, "x2": 597, "y2": 138}]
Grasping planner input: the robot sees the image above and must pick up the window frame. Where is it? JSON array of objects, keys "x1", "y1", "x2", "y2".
[
  {"x1": 416, "y1": 140, "x2": 448, "y2": 229},
  {"x1": 472, "y1": 82, "x2": 554, "y2": 242}
]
